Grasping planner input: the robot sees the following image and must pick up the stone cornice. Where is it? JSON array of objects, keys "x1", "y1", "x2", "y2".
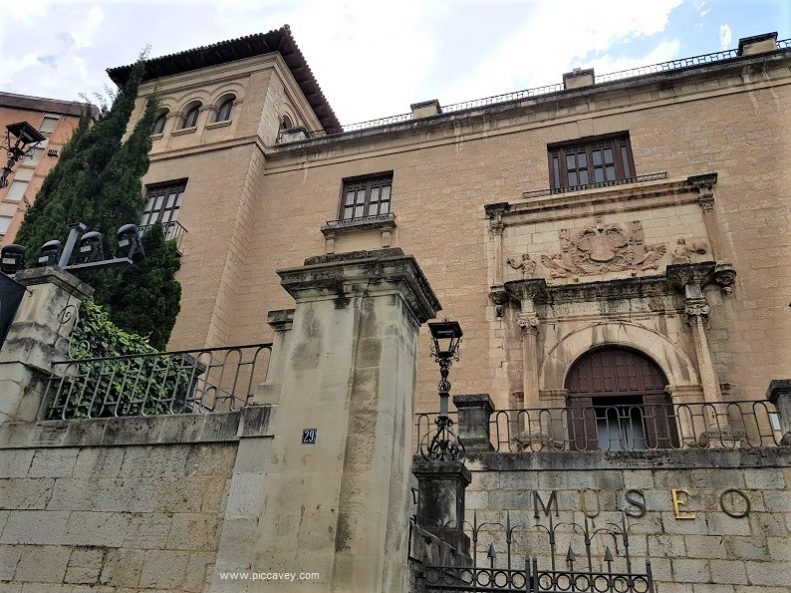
[
  {"x1": 506, "y1": 274, "x2": 674, "y2": 305},
  {"x1": 277, "y1": 248, "x2": 441, "y2": 324},
  {"x1": 495, "y1": 174, "x2": 716, "y2": 225},
  {"x1": 263, "y1": 52, "x2": 791, "y2": 171},
  {"x1": 15, "y1": 266, "x2": 94, "y2": 299}
]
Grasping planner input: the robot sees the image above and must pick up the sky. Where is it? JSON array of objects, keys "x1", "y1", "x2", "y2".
[{"x1": 0, "y1": 0, "x2": 789, "y2": 125}]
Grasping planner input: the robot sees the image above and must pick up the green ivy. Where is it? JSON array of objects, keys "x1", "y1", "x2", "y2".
[{"x1": 47, "y1": 299, "x2": 193, "y2": 419}]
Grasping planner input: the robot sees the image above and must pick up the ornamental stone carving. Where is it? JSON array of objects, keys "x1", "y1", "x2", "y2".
[
  {"x1": 540, "y1": 220, "x2": 666, "y2": 278},
  {"x1": 507, "y1": 253, "x2": 537, "y2": 278},
  {"x1": 671, "y1": 238, "x2": 708, "y2": 264}
]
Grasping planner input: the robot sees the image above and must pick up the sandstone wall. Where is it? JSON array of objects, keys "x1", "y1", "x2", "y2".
[{"x1": 462, "y1": 449, "x2": 791, "y2": 593}]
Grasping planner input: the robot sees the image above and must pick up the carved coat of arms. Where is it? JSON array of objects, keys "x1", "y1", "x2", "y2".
[{"x1": 540, "y1": 221, "x2": 666, "y2": 278}]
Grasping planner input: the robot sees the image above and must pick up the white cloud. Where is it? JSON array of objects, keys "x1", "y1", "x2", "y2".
[
  {"x1": 692, "y1": 0, "x2": 710, "y2": 18},
  {"x1": 439, "y1": 0, "x2": 684, "y2": 105},
  {"x1": 719, "y1": 24, "x2": 732, "y2": 50}
]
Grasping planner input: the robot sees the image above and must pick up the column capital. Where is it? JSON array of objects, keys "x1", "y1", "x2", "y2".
[
  {"x1": 15, "y1": 266, "x2": 94, "y2": 299},
  {"x1": 504, "y1": 278, "x2": 548, "y2": 303},
  {"x1": 666, "y1": 261, "x2": 716, "y2": 290},
  {"x1": 266, "y1": 309, "x2": 295, "y2": 333},
  {"x1": 277, "y1": 248, "x2": 441, "y2": 324},
  {"x1": 767, "y1": 379, "x2": 791, "y2": 405}
]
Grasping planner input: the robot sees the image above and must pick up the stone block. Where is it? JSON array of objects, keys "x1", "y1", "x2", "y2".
[
  {"x1": 62, "y1": 511, "x2": 130, "y2": 547},
  {"x1": 28, "y1": 448, "x2": 78, "y2": 478},
  {"x1": 225, "y1": 472, "x2": 266, "y2": 519},
  {"x1": 122, "y1": 512, "x2": 173, "y2": 549},
  {"x1": 138, "y1": 550, "x2": 190, "y2": 589},
  {"x1": 99, "y1": 547, "x2": 146, "y2": 587},
  {"x1": 692, "y1": 585, "x2": 737, "y2": 593},
  {"x1": 64, "y1": 547, "x2": 106, "y2": 584},
  {"x1": 167, "y1": 513, "x2": 221, "y2": 551},
  {"x1": 0, "y1": 544, "x2": 21, "y2": 580},
  {"x1": 0, "y1": 478, "x2": 54, "y2": 509},
  {"x1": 647, "y1": 534, "x2": 687, "y2": 557},
  {"x1": 683, "y1": 535, "x2": 729, "y2": 559},
  {"x1": 724, "y1": 537, "x2": 770, "y2": 561},
  {"x1": 185, "y1": 443, "x2": 236, "y2": 476},
  {"x1": 745, "y1": 561, "x2": 791, "y2": 587},
  {"x1": 0, "y1": 511, "x2": 69, "y2": 544},
  {"x1": 13, "y1": 545, "x2": 70, "y2": 583},
  {"x1": 709, "y1": 560, "x2": 748, "y2": 585},
  {"x1": 672, "y1": 558, "x2": 711, "y2": 583},
  {"x1": 183, "y1": 552, "x2": 216, "y2": 593},
  {"x1": 0, "y1": 450, "x2": 33, "y2": 478},
  {"x1": 119, "y1": 445, "x2": 187, "y2": 477},
  {"x1": 73, "y1": 447, "x2": 125, "y2": 478}
]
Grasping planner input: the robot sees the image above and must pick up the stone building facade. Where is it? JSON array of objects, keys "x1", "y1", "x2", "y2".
[
  {"x1": 114, "y1": 28, "x2": 790, "y2": 418},
  {"x1": 0, "y1": 26, "x2": 783, "y2": 593},
  {"x1": 0, "y1": 93, "x2": 92, "y2": 244}
]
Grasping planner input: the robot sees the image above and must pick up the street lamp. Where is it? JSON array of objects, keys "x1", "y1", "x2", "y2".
[
  {"x1": 425, "y1": 319, "x2": 464, "y2": 461},
  {"x1": 1, "y1": 122, "x2": 46, "y2": 188}
]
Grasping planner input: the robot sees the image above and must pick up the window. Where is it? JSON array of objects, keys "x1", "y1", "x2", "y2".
[
  {"x1": 548, "y1": 134, "x2": 634, "y2": 191},
  {"x1": 142, "y1": 181, "x2": 186, "y2": 226},
  {"x1": 152, "y1": 111, "x2": 168, "y2": 134},
  {"x1": 0, "y1": 215, "x2": 13, "y2": 235},
  {"x1": 39, "y1": 116, "x2": 59, "y2": 136},
  {"x1": 281, "y1": 115, "x2": 294, "y2": 130},
  {"x1": 340, "y1": 174, "x2": 392, "y2": 220},
  {"x1": 5, "y1": 180, "x2": 28, "y2": 202},
  {"x1": 216, "y1": 98, "x2": 234, "y2": 122},
  {"x1": 182, "y1": 104, "x2": 200, "y2": 129}
]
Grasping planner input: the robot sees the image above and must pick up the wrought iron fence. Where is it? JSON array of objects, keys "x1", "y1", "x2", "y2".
[
  {"x1": 415, "y1": 411, "x2": 459, "y2": 456},
  {"x1": 42, "y1": 343, "x2": 271, "y2": 420},
  {"x1": 421, "y1": 513, "x2": 654, "y2": 593},
  {"x1": 521, "y1": 172, "x2": 668, "y2": 199},
  {"x1": 280, "y1": 40, "x2": 789, "y2": 144},
  {"x1": 140, "y1": 220, "x2": 187, "y2": 251},
  {"x1": 416, "y1": 400, "x2": 782, "y2": 454}
]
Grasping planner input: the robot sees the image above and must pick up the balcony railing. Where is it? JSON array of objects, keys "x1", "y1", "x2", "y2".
[
  {"x1": 42, "y1": 343, "x2": 272, "y2": 420},
  {"x1": 140, "y1": 220, "x2": 187, "y2": 252},
  {"x1": 279, "y1": 39, "x2": 790, "y2": 144},
  {"x1": 415, "y1": 400, "x2": 783, "y2": 454},
  {"x1": 521, "y1": 172, "x2": 669, "y2": 199}
]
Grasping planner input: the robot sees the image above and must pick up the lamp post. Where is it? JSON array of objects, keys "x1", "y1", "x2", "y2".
[
  {"x1": 425, "y1": 319, "x2": 464, "y2": 461},
  {"x1": 1, "y1": 122, "x2": 46, "y2": 188}
]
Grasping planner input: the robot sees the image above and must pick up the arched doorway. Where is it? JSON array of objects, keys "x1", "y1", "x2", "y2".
[{"x1": 565, "y1": 347, "x2": 678, "y2": 450}]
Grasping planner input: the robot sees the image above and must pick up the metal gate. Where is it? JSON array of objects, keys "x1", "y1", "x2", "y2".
[{"x1": 419, "y1": 514, "x2": 654, "y2": 593}]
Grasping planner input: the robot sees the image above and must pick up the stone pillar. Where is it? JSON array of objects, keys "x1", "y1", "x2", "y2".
[
  {"x1": 767, "y1": 379, "x2": 791, "y2": 445},
  {"x1": 412, "y1": 459, "x2": 471, "y2": 554},
  {"x1": 212, "y1": 248, "x2": 440, "y2": 593},
  {"x1": 0, "y1": 267, "x2": 92, "y2": 426},
  {"x1": 453, "y1": 394, "x2": 494, "y2": 452},
  {"x1": 251, "y1": 308, "x2": 294, "y2": 404},
  {"x1": 689, "y1": 174, "x2": 723, "y2": 261},
  {"x1": 485, "y1": 202, "x2": 510, "y2": 288},
  {"x1": 505, "y1": 279, "x2": 547, "y2": 410}
]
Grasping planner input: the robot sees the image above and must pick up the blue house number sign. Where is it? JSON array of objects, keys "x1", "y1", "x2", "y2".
[{"x1": 302, "y1": 428, "x2": 317, "y2": 444}]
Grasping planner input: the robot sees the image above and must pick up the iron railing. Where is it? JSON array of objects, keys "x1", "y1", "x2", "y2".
[
  {"x1": 521, "y1": 172, "x2": 668, "y2": 199},
  {"x1": 42, "y1": 343, "x2": 271, "y2": 420},
  {"x1": 279, "y1": 40, "x2": 790, "y2": 144},
  {"x1": 140, "y1": 220, "x2": 187, "y2": 251},
  {"x1": 422, "y1": 513, "x2": 654, "y2": 593},
  {"x1": 416, "y1": 400, "x2": 782, "y2": 453}
]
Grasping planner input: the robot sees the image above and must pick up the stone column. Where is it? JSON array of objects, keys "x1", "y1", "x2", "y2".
[
  {"x1": 505, "y1": 279, "x2": 547, "y2": 410},
  {"x1": 212, "y1": 248, "x2": 440, "y2": 593},
  {"x1": 766, "y1": 379, "x2": 791, "y2": 446},
  {"x1": 0, "y1": 267, "x2": 92, "y2": 426},
  {"x1": 412, "y1": 459, "x2": 471, "y2": 554},
  {"x1": 453, "y1": 394, "x2": 494, "y2": 452},
  {"x1": 485, "y1": 202, "x2": 510, "y2": 288},
  {"x1": 251, "y1": 308, "x2": 294, "y2": 404},
  {"x1": 689, "y1": 173, "x2": 723, "y2": 261}
]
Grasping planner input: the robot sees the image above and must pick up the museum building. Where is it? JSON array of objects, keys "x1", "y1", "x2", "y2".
[{"x1": 8, "y1": 26, "x2": 779, "y2": 592}]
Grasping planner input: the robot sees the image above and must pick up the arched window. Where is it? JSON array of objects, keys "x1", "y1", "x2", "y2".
[
  {"x1": 216, "y1": 97, "x2": 234, "y2": 122},
  {"x1": 281, "y1": 115, "x2": 294, "y2": 130},
  {"x1": 182, "y1": 104, "x2": 201, "y2": 129},
  {"x1": 152, "y1": 111, "x2": 168, "y2": 135},
  {"x1": 565, "y1": 347, "x2": 677, "y2": 451}
]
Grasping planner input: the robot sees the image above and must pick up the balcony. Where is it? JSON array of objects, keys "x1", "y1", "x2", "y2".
[{"x1": 140, "y1": 220, "x2": 187, "y2": 254}]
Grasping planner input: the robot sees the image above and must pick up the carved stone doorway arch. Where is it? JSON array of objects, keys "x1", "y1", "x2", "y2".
[{"x1": 565, "y1": 347, "x2": 679, "y2": 450}]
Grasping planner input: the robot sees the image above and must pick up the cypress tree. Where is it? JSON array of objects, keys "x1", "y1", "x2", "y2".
[{"x1": 15, "y1": 56, "x2": 182, "y2": 350}]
